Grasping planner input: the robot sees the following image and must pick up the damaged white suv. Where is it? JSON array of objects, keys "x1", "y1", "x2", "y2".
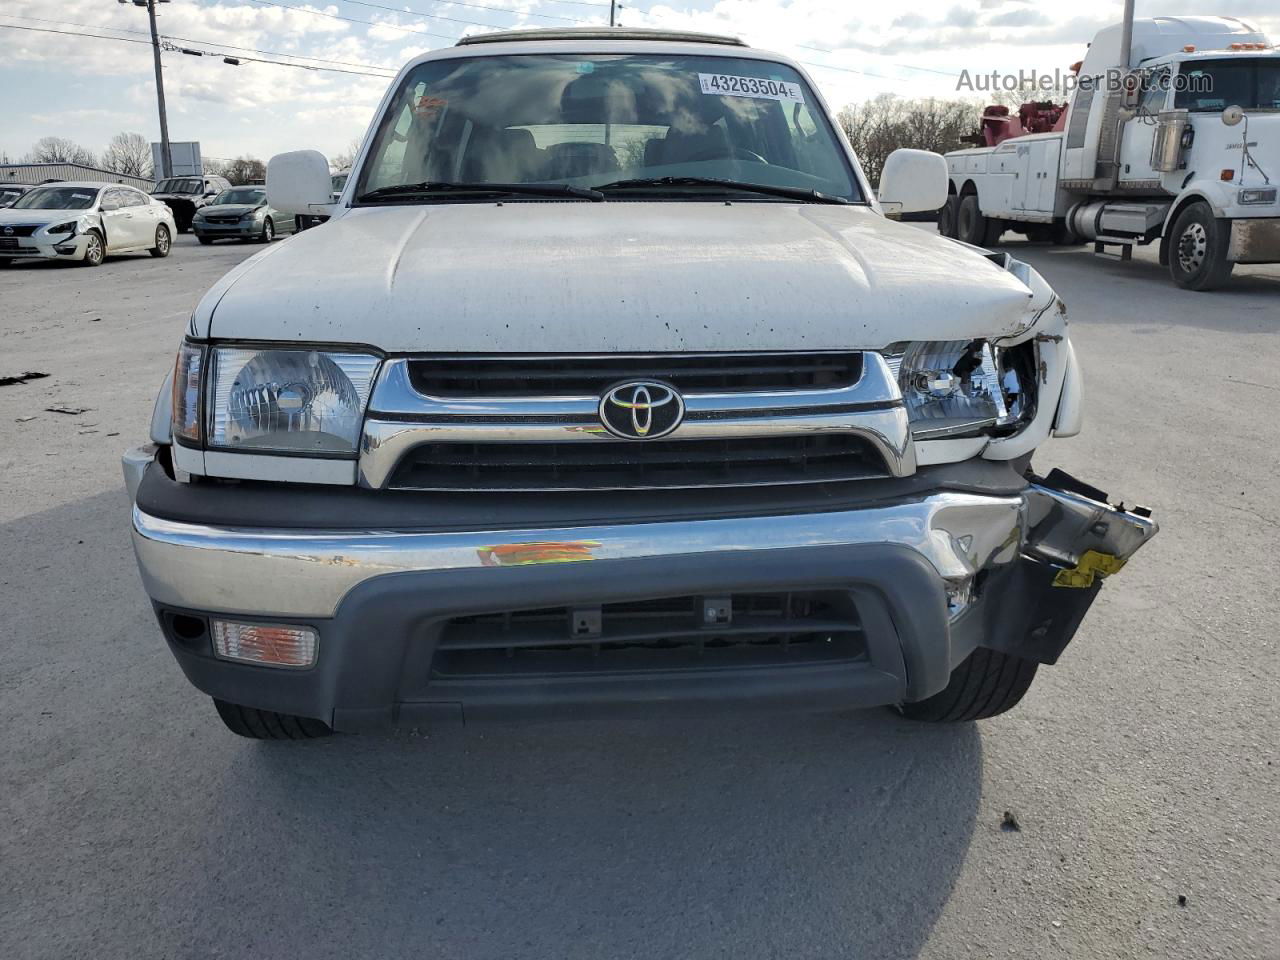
[{"x1": 124, "y1": 28, "x2": 1157, "y2": 739}]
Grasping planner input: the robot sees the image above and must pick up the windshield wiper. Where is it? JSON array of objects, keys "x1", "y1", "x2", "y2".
[
  {"x1": 592, "y1": 176, "x2": 849, "y2": 205},
  {"x1": 357, "y1": 181, "x2": 603, "y2": 202}
]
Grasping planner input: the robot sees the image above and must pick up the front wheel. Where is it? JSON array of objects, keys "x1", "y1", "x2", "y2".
[
  {"x1": 81, "y1": 230, "x2": 104, "y2": 267},
  {"x1": 149, "y1": 224, "x2": 171, "y2": 258},
  {"x1": 259, "y1": 218, "x2": 274, "y2": 243},
  {"x1": 197, "y1": 236, "x2": 215, "y2": 246},
  {"x1": 896, "y1": 648, "x2": 1039, "y2": 723},
  {"x1": 1168, "y1": 203, "x2": 1234, "y2": 291},
  {"x1": 213, "y1": 699, "x2": 332, "y2": 740}
]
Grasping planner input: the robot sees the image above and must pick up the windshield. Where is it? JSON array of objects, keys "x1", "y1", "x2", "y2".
[
  {"x1": 1175, "y1": 58, "x2": 1280, "y2": 111},
  {"x1": 154, "y1": 178, "x2": 203, "y2": 195},
  {"x1": 356, "y1": 53, "x2": 860, "y2": 202},
  {"x1": 215, "y1": 188, "x2": 265, "y2": 205},
  {"x1": 11, "y1": 186, "x2": 99, "y2": 210}
]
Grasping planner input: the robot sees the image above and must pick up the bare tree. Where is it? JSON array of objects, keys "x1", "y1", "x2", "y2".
[
  {"x1": 331, "y1": 138, "x2": 363, "y2": 172},
  {"x1": 102, "y1": 132, "x2": 153, "y2": 178},
  {"x1": 26, "y1": 136, "x2": 97, "y2": 167},
  {"x1": 223, "y1": 156, "x2": 267, "y2": 185},
  {"x1": 838, "y1": 95, "x2": 1001, "y2": 184}
]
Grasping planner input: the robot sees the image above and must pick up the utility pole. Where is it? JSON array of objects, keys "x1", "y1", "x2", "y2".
[
  {"x1": 610, "y1": 0, "x2": 617, "y2": 27},
  {"x1": 146, "y1": 0, "x2": 172, "y2": 179},
  {"x1": 1119, "y1": 0, "x2": 1135, "y2": 69},
  {"x1": 119, "y1": 0, "x2": 172, "y2": 179}
]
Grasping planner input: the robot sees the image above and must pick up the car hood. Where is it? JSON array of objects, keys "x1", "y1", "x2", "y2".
[
  {"x1": 198, "y1": 203, "x2": 1043, "y2": 351},
  {"x1": 0, "y1": 207, "x2": 92, "y2": 226},
  {"x1": 199, "y1": 204, "x2": 261, "y2": 217}
]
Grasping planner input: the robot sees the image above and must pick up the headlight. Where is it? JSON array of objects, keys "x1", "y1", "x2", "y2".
[
  {"x1": 886, "y1": 339, "x2": 1035, "y2": 440},
  {"x1": 208, "y1": 347, "x2": 380, "y2": 455},
  {"x1": 46, "y1": 221, "x2": 77, "y2": 235},
  {"x1": 241, "y1": 208, "x2": 265, "y2": 221},
  {"x1": 1239, "y1": 187, "x2": 1277, "y2": 205}
]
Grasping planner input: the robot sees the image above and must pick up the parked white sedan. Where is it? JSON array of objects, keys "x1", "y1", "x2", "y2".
[{"x1": 0, "y1": 181, "x2": 175, "y2": 267}]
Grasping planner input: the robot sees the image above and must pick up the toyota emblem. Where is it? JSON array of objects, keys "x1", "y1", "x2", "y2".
[{"x1": 598, "y1": 380, "x2": 685, "y2": 440}]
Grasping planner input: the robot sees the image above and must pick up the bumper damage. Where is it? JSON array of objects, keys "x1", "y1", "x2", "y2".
[{"x1": 124, "y1": 449, "x2": 1157, "y2": 730}]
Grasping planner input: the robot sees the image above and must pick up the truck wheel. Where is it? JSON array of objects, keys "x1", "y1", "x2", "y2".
[
  {"x1": 937, "y1": 196, "x2": 959, "y2": 239},
  {"x1": 213, "y1": 699, "x2": 332, "y2": 739},
  {"x1": 1169, "y1": 203, "x2": 1234, "y2": 291},
  {"x1": 957, "y1": 194, "x2": 989, "y2": 245},
  {"x1": 897, "y1": 648, "x2": 1039, "y2": 723},
  {"x1": 1051, "y1": 219, "x2": 1082, "y2": 246}
]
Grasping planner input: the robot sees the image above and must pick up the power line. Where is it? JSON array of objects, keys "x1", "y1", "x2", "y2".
[
  {"x1": 0, "y1": 12, "x2": 398, "y2": 72},
  {"x1": 242, "y1": 0, "x2": 466, "y2": 42},
  {"x1": 340, "y1": 0, "x2": 590, "y2": 26},
  {"x1": 0, "y1": 21, "x2": 395, "y2": 78}
]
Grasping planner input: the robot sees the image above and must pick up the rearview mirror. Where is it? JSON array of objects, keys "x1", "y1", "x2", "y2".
[
  {"x1": 267, "y1": 150, "x2": 335, "y2": 217},
  {"x1": 878, "y1": 149, "x2": 949, "y2": 218},
  {"x1": 1222, "y1": 105, "x2": 1244, "y2": 127}
]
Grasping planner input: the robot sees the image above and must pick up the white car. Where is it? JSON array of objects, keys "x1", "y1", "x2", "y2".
[
  {"x1": 124, "y1": 28, "x2": 1157, "y2": 740},
  {"x1": 0, "y1": 181, "x2": 175, "y2": 267}
]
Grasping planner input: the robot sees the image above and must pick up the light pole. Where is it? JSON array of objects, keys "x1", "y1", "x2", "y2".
[
  {"x1": 119, "y1": 0, "x2": 172, "y2": 179},
  {"x1": 610, "y1": 0, "x2": 617, "y2": 27}
]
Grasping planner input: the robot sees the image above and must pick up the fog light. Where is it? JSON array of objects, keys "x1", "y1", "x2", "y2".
[{"x1": 211, "y1": 620, "x2": 317, "y2": 668}]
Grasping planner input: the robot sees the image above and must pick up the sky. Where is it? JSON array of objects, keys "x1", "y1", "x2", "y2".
[{"x1": 1, "y1": 0, "x2": 1277, "y2": 168}]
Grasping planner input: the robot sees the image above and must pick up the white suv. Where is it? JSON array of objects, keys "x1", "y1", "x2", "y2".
[{"x1": 123, "y1": 28, "x2": 1156, "y2": 739}]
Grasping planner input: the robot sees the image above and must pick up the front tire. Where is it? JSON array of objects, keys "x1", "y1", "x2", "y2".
[
  {"x1": 897, "y1": 648, "x2": 1039, "y2": 723},
  {"x1": 213, "y1": 699, "x2": 332, "y2": 740},
  {"x1": 149, "y1": 224, "x2": 171, "y2": 258},
  {"x1": 1169, "y1": 203, "x2": 1234, "y2": 291},
  {"x1": 197, "y1": 236, "x2": 215, "y2": 246},
  {"x1": 81, "y1": 230, "x2": 104, "y2": 267},
  {"x1": 259, "y1": 218, "x2": 274, "y2": 244}
]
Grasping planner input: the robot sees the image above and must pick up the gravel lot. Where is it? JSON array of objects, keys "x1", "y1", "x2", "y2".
[{"x1": 1, "y1": 232, "x2": 1277, "y2": 959}]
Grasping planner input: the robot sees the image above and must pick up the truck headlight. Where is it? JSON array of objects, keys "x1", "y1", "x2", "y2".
[
  {"x1": 207, "y1": 347, "x2": 380, "y2": 455},
  {"x1": 886, "y1": 339, "x2": 1035, "y2": 440},
  {"x1": 1238, "y1": 187, "x2": 1277, "y2": 205}
]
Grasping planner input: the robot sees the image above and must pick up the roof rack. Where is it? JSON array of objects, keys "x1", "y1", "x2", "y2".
[{"x1": 455, "y1": 27, "x2": 746, "y2": 47}]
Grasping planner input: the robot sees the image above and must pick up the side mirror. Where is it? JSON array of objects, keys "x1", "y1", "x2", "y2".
[
  {"x1": 267, "y1": 150, "x2": 335, "y2": 217},
  {"x1": 1222, "y1": 105, "x2": 1244, "y2": 127},
  {"x1": 878, "y1": 149, "x2": 949, "y2": 218}
]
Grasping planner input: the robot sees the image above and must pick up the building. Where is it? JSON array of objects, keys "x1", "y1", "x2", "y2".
[{"x1": 0, "y1": 162, "x2": 155, "y2": 191}]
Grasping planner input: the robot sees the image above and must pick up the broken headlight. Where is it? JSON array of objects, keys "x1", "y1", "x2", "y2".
[
  {"x1": 886, "y1": 340, "x2": 1035, "y2": 440},
  {"x1": 207, "y1": 347, "x2": 381, "y2": 455}
]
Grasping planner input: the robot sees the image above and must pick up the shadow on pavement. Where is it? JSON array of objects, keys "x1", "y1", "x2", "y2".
[{"x1": 3, "y1": 491, "x2": 982, "y2": 960}]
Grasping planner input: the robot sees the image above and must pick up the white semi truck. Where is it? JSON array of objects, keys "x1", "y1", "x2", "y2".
[{"x1": 939, "y1": 16, "x2": 1280, "y2": 290}]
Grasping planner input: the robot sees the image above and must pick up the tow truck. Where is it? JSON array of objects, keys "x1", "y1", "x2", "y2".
[{"x1": 939, "y1": 16, "x2": 1280, "y2": 290}]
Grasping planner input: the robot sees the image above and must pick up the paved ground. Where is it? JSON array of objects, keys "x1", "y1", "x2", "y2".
[{"x1": 1, "y1": 233, "x2": 1277, "y2": 959}]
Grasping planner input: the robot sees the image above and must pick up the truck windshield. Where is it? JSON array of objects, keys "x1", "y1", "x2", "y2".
[
  {"x1": 356, "y1": 53, "x2": 860, "y2": 203},
  {"x1": 154, "y1": 179, "x2": 202, "y2": 194},
  {"x1": 1175, "y1": 58, "x2": 1280, "y2": 111},
  {"x1": 11, "y1": 186, "x2": 100, "y2": 210}
]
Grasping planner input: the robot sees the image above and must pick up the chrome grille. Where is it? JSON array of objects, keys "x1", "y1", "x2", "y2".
[
  {"x1": 359, "y1": 352, "x2": 914, "y2": 491},
  {"x1": 407, "y1": 352, "x2": 863, "y2": 397}
]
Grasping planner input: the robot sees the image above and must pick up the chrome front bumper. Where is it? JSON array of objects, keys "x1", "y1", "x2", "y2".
[{"x1": 127, "y1": 447, "x2": 1157, "y2": 622}]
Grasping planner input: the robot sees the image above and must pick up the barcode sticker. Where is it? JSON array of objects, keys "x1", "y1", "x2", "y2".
[{"x1": 698, "y1": 73, "x2": 805, "y2": 104}]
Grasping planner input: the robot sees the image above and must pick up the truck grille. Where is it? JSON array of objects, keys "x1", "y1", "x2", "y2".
[
  {"x1": 407, "y1": 352, "x2": 863, "y2": 397},
  {"x1": 386, "y1": 434, "x2": 889, "y2": 491},
  {"x1": 431, "y1": 591, "x2": 865, "y2": 678}
]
